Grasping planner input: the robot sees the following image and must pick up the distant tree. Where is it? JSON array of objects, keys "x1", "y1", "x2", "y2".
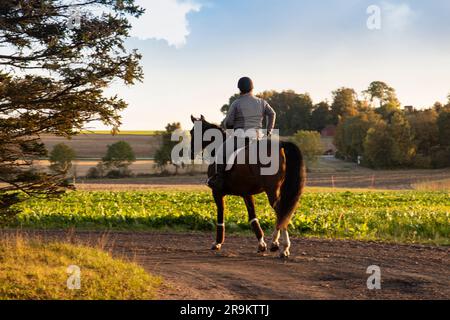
[
  {"x1": 291, "y1": 130, "x2": 323, "y2": 166},
  {"x1": 363, "y1": 121, "x2": 394, "y2": 168},
  {"x1": 154, "y1": 123, "x2": 183, "y2": 174},
  {"x1": 363, "y1": 112, "x2": 415, "y2": 168},
  {"x1": 364, "y1": 81, "x2": 397, "y2": 108},
  {"x1": 437, "y1": 107, "x2": 450, "y2": 147},
  {"x1": 311, "y1": 102, "x2": 333, "y2": 132},
  {"x1": 220, "y1": 90, "x2": 313, "y2": 136},
  {"x1": 258, "y1": 90, "x2": 313, "y2": 135},
  {"x1": 364, "y1": 81, "x2": 401, "y2": 119},
  {"x1": 0, "y1": 1, "x2": 143, "y2": 220},
  {"x1": 49, "y1": 143, "x2": 76, "y2": 174},
  {"x1": 330, "y1": 87, "x2": 359, "y2": 124},
  {"x1": 407, "y1": 109, "x2": 439, "y2": 156},
  {"x1": 389, "y1": 112, "x2": 416, "y2": 166},
  {"x1": 433, "y1": 102, "x2": 444, "y2": 113},
  {"x1": 334, "y1": 111, "x2": 381, "y2": 161},
  {"x1": 102, "y1": 141, "x2": 136, "y2": 177},
  {"x1": 430, "y1": 105, "x2": 450, "y2": 168},
  {"x1": 220, "y1": 94, "x2": 241, "y2": 115}
]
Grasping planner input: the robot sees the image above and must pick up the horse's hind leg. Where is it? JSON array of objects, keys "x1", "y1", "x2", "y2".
[
  {"x1": 265, "y1": 188, "x2": 291, "y2": 257},
  {"x1": 265, "y1": 188, "x2": 282, "y2": 252},
  {"x1": 243, "y1": 195, "x2": 267, "y2": 253}
]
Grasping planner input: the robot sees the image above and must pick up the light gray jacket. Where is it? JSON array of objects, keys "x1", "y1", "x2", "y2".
[{"x1": 223, "y1": 94, "x2": 276, "y2": 133}]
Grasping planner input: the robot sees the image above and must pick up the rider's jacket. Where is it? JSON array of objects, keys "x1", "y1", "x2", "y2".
[{"x1": 222, "y1": 93, "x2": 276, "y2": 135}]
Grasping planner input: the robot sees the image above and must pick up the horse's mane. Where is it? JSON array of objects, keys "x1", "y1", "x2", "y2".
[{"x1": 203, "y1": 120, "x2": 225, "y2": 133}]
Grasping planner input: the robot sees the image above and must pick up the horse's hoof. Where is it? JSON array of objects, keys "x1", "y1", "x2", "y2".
[
  {"x1": 270, "y1": 243, "x2": 280, "y2": 252},
  {"x1": 211, "y1": 243, "x2": 222, "y2": 251},
  {"x1": 257, "y1": 244, "x2": 267, "y2": 253},
  {"x1": 279, "y1": 251, "x2": 290, "y2": 259}
]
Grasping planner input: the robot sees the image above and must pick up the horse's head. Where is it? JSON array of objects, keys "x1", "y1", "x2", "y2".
[{"x1": 190, "y1": 115, "x2": 224, "y2": 160}]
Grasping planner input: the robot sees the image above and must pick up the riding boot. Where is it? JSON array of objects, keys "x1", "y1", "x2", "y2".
[{"x1": 208, "y1": 164, "x2": 226, "y2": 191}]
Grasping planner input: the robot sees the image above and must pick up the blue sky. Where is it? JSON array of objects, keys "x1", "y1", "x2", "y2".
[{"x1": 98, "y1": 0, "x2": 450, "y2": 130}]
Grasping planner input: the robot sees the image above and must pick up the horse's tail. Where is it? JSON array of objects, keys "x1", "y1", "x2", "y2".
[{"x1": 275, "y1": 141, "x2": 306, "y2": 229}]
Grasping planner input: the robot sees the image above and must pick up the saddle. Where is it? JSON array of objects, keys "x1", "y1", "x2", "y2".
[{"x1": 224, "y1": 147, "x2": 247, "y2": 171}]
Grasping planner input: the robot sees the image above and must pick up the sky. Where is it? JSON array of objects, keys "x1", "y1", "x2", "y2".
[{"x1": 95, "y1": 0, "x2": 450, "y2": 130}]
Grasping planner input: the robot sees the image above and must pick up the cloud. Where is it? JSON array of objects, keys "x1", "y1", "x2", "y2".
[
  {"x1": 382, "y1": 2, "x2": 416, "y2": 31},
  {"x1": 130, "y1": 0, "x2": 202, "y2": 48}
]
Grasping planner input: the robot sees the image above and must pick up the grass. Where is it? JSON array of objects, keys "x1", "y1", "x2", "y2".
[
  {"x1": 412, "y1": 179, "x2": 450, "y2": 192},
  {"x1": 11, "y1": 190, "x2": 450, "y2": 245},
  {"x1": 0, "y1": 236, "x2": 161, "y2": 300},
  {"x1": 309, "y1": 157, "x2": 358, "y2": 173}
]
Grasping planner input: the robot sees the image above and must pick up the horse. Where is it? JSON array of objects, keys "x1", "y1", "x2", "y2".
[{"x1": 190, "y1": 115, "x2": 306, "y2": 258}]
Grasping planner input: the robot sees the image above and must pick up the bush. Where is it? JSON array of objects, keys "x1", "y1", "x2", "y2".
[
  {"x1": 431, "y1": 146, "x2": 450, "y2": 168},
  {"x1": 412, "y1": 154, "x2": 432, "y2": 169},
  {"x1": 85, "y1": 163, "x2": 106, "y2": 179},
  {"x1": 105, "y1": 168, "x2": 133, "y2": 179},
  {"x1": 291, "y1": 130, "x2": 323, "y2": 166},
  {"x1": 86, "y1": 167, "x2": 100, "y2": 179}
]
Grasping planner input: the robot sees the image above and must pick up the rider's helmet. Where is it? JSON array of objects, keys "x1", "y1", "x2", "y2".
[{"x1": 238, "y1": 77, "x2": 254, "y2": 94}]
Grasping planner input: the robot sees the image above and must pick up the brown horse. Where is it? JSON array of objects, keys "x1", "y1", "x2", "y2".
[{"x1": 190, "y1": 116, "x2": 306, "y2": 258}]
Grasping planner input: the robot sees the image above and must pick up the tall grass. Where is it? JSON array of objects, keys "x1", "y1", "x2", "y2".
[
  {"x1": 0, "y1": 235, "x2": 161, "y2": 300},
  {"x1": 412, "y1": 179, "x2": 450, "y2": 192}
]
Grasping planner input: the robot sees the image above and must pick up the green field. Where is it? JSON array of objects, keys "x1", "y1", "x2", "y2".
[{"x1": 12, "y1": 190, "x2": 449, "y2": 245}]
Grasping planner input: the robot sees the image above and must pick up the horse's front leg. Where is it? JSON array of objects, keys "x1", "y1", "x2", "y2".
[
  {"x1": 244, "y1": 195, "x2": 267, "y2": 253},
  {"x1": 212, "y1": 191, "x2": 225, "y2": 251},
  {"x1": 270, "y1": 228, "x2": 281, "y2": 252},
  {"x1": 279, "y1": 228, "x2": 291, "y2": 258}
]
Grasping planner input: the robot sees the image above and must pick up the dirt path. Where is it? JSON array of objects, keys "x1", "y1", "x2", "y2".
[{"x1": 7, "y1": 230, "x2": 449, "y2": 300}]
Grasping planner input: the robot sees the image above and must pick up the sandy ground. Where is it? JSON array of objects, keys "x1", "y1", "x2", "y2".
[{"x1": 6, "y1": 230, "x2": 449, "y2": 300}]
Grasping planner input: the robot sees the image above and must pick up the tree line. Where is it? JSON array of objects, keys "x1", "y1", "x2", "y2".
[{"x1": 221, "y1": 81, "x2": 450, "y2": 169}]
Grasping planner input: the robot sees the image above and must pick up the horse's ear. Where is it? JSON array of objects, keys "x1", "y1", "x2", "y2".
[
  {"x1": 200, "y1": 115, "x2": 205, "y2": 121},
  {"x1": 191, "y1": 115, "x2": 197, "y2": 123}
]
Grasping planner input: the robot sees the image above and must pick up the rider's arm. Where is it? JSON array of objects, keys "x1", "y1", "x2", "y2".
[
  {"x1": 222, "y1": 101, "x2": 238, "y2": 129},
  {"x1": 264, "y1": 101, "x2": 276, "y2": 135}
]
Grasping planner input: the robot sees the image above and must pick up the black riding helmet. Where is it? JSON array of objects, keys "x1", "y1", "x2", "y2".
[{"x1": 238, "y1": 77, "x2": 254, "y2": 94}]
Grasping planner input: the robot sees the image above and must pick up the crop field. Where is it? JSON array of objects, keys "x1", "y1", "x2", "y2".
[{"x1": 14, "y1": 190, "x2": 449, "y2": 245}]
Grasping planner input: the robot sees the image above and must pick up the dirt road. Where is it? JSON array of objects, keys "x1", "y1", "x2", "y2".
[{"x1": 11, "y1": 230, "x2": 449, "y2": 300}]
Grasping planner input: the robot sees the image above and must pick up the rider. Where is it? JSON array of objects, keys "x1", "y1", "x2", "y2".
[{"x1": 208, "y1": 77, "x2": 277, "y2": 191}]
